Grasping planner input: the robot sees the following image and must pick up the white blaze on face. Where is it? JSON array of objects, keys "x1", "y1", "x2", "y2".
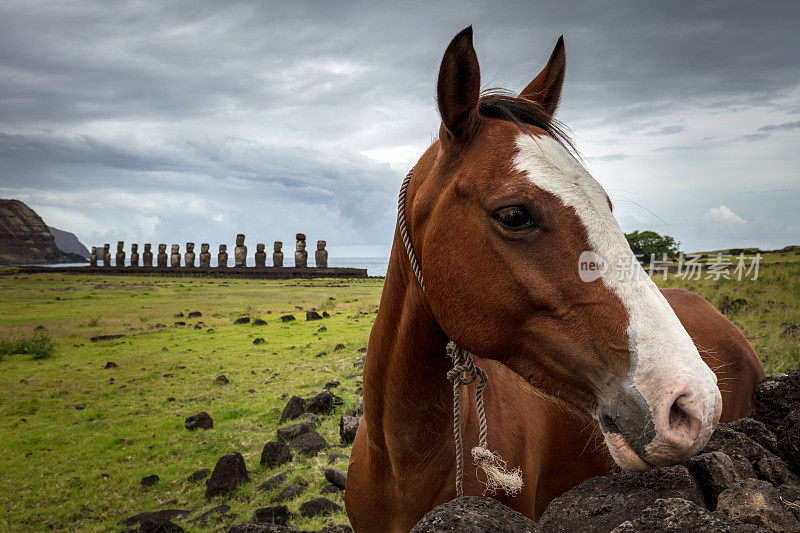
[{"x1": 512, "y1": 133, "x2": 721, "y2": 465}]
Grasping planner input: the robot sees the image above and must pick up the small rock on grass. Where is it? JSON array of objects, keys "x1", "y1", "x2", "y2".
[
  {"x1": 279, "y1": 396, "x2": 306, "y2": 423},
  {"x1": 260, "y1": 441, "x2": 292, "y2": 468},
  {"x1": 140, "y1": 474, "x2": 159, "y2": 488},
  {"x1": 119, "y1": 510, "x2": 190, "y2": 528},
  {"x1": 334, "y1": 343, "x2": 345, "y2": 351},
  {"x1": 253, "y1": 338, "x2": 265, "y2": 345},
  {"x1": 252, "y1": 318, "x2": 268, "y2": 326},
  {"x1": 277, "y1": 422, "x2": 313, "y2": 442},
  {"x1": 252, "y1": 505, "x2": 289, "y2": 525},
  {"x1": 139, "y1": 517, "x2": 184, "y2": 532},
  {"x1": 280, "y1": 314, "x2": 295, "y2": 322},
  {"x1": 328, "y1": 452, "x2": 349, "y2": 465},
  {"x1": 257, "y1": 470, "x2": 289, "y2": 492},
  {"x1": 188, "y1": 469, "x2": 210, "y2": 482},
  {"x1": 307, "y1": 390, "x2": 335, "y2": 414},
  {"x1": 195, "y1": 504, "x2": 230, "y2": 523},
  {"x1": 299, "y1": 497, "x2": 342, "y2": 518},
  {"x1": 276, "y1": 482, "x2": 307, "y2": 502},
  {"x1": 289, "y1": 431, "x2": 328, "y2": 456},
  {"x1": 185, "y1": 411, "x2": 213, "y2": 430},
  {"x1": 325, "y1": 467, "x2": 347, "y2": 490},
  {"x1": 215, "y1": 374, "x2": 230, "y2": 385},
  {"x1": 340, "y1": 415, "x2": 360, "y2": 444},
  {"x1": 306, "y1": 311, "x2": 323, "y2": 321},
  {"x1": 104, "y1": 361, "x2": 118, "y2": 369},
  {"x1": 234, "y1": 317, "x2": 251, "y2": 324},
  {"x1": 298, "y1": 412, "x2": 319, "y2": 425},
  {"x1": 205, "y1": 452, "x2": 249, "y2": 498}
]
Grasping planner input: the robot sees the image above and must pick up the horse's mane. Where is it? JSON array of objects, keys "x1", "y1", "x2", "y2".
[{"x1": 478, "y1": 90, "x2": 578, "y2": 156}]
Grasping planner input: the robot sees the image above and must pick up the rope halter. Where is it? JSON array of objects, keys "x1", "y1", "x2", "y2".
[{"x1": 397, "y1": 167, "x2": 523, "y2": 498}]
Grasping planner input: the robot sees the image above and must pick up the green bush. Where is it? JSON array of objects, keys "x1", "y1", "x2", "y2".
[
  {"x1": 0, "y1": 330, "x2": 56, "y2": 360},
  {"x1": 625, "y1": 230, "x2": 681, "y2": 260}
]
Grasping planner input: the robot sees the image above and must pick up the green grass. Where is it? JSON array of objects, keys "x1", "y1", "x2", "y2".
[
  {"x1": 0, "y1": 330, "x2": 55, "y2": 360},
  {"x1": 0, "y1": 274, "x2": 383, "y2": 531},
  {"x1": 0, "y1": 252, "x2": 797, "y2": 531}
]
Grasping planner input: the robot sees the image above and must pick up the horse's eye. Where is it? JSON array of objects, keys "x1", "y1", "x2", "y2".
[{"x1": 493, "y1": 206, "x2": 536, "y2": 230}]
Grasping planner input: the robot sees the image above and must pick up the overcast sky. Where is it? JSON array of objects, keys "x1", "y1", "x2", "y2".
[{"x1": 1, "y1": 1, "x2": 798, "y2": 256}]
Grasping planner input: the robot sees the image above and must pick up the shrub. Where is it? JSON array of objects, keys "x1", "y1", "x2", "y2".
[
  {"x1": 625, "y1": 230, "x2": 681, "y2": 260},
  {"x1": 0, "y1": 330, "x2": 56, "y2": 360}
]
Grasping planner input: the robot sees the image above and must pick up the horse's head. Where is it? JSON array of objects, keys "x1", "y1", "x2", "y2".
[{"x1": 410, "y1": 27, "x2": 721, "y2": 470}]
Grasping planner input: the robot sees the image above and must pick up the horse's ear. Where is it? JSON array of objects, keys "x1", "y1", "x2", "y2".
[
  {"x1": 519, "y1": 36, "x2": 566, "y2": 117},
  {"x1": 437, "y1": 26, "x2": 481, "y2": 140}
]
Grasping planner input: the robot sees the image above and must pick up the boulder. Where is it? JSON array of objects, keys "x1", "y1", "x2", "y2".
[
  {"x1": 340, "y1": 415, "x2": 360, "y2": 444},
  {"x1": 138, "y1": 517, "x2": 185, "y2": 532},
  {"x1": 188, "y1": 311, "x2": 202, "y2": 318},
  {"x1": 229, "y1": 524, "x2": 290, "y2": 533},
  {"x1": 205, "y1": 452, "x2": 249, "y2": 498},
  {"x1": 717, "y1": 478, "x2": 799, "y2": 532},
  {"x1": 328, "y1": 452, "x2": 349, "y2": 465},
  {"x1": 298, "y1": 412, "x2": 319, "y2": 426},
  {"x1": 324, "y1": 467, "x2": 347, "y2": 490},
  {"x1": 537, "y1": 465, "x2": 703, "y2": 533},
  {"x1": 411, "y1": 497, "x2": 537, "y2": 533},
  {"x1": 728, "y1": 418, "x2": 781, "y2": 456},
  {"x1": 104, "y1": 361, "x2": 118, "y2": 369},
  {"x1": 611, "y1": 498, "x2": 763, "y2": 532},
  {"x1": 306, "y1": 311, "x2": 323, "y2": 321},
  {"x1": 215, "y1": 375, "x2": 230, "y2": 385},
  {"x1": 257, "y1": 470, "x2": 289, "y2": 492},
  {"x1": 307, "y1": 390, "x2": 335, "y2": 414},
  {"x1": 279, "y1": 396, "x2": 306, "y2": 423},
  {"x1": 778, "y1": 410, "x2": 800, "y2": 472},
  {"x1": 260, "y1": 441, "x2": 292, "y2": 468},
  {"x1": 140, "y1": 474, "x2": 159, "y2": 488},
  {"x1": 119, "y1": 510, "x2": 190, "y2": 528},
  {"x1": 280, "y1": 315, "x2": 295, "y2": 322},
  {"x1": 334, "y1": 343, "x2": 345, "y2": 351},
  {"x1": 752, "y1": 369, "x2": 800, "y2": 434},
  {"x1": 289, "y1": 431, "x2": 328, "y2": 456},
  {"x1": 252, "y1": 505, "x2": 289, "y2": 526},
  {"x1": 234, "y1": 317, "x2": 251, "y2": 324},
  {"x1": 299, "y1": 497, "x2": 342, "y2": 518},
  {"x1": 253, "y1": 338, "x2": 265, "y2": 345},
  {"x1": 276, "y1": 422, "x2": 313, "y2": 443},
  {"x1": 685, "y1": 451, "x2": 739, "y2": 508},
  {"x1": 185, "y1": 412, "x2": 213, "y2": 430},
  {"x1": 252, "y1": 318, "x2": 267, "y2": 326},
  {"x1": 195, "y1": 504, "x2": 230, "y2": 524},
  {"x1": 276, "y1": 482, "x2": 307, "y2": 501}
]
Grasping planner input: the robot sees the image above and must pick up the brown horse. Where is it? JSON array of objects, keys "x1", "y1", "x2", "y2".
[{"x1": 345, "y1": 27, "x2": 764, "y2": 532}]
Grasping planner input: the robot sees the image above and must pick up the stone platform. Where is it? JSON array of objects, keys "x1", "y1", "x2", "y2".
[{"x1": 11, "y1": 265, "x2": 368, "y2": 279}]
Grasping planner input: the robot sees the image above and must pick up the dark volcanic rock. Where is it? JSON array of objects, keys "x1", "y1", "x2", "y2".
[
  {"x1": 276, "y1": 482, "x2": 307, "y2": 501},
  {"x1": 138, "y1": 517, "x2": 185, "y2": 532},
  {"x1": 185, "y1": 411, "x2": 213, "y2": 430},
  {"x1": 215, "y1": 374, "x2": 230, "y2": 385},
  {"x1": 299, "y1": 497, "x2": 342, "y2": 518},
  {"x1": 140, "y1": 474, "x2": 159, "y2": 488},
  {"x1": 411, "y1": 496, "x2": 537, "y2": 533},
  {"x1": 104, "y1": 361, "x2": 118, "y2": 369},
  {"x1": 253, "y1": 338, "x2": 265, "y2": 345},
  {"x1": 289, "y1": 431, "x2": 328, "y2": 456},
  {"x1": 252, "y1": 505, "x2": 289, "y2": 525},
  {"x1": 728, "y1": 418, "x2": 781, "y2": 455},
  {"x1": 752, "y1": 369, "x2": 800, "y2": 434},
  {"x1": 257, "y1": 470, "x2": 289, "y2": 492},
  {"x1": 120, "y1": 509, "x2": 191, "y2": 527},
  {"x1": 328, "y1": 452, "x2": 349, "y2": 464},
  {"x1": 307, "y1": 389, "x2": 335, "y2": 414},
  {"x1": 339, "y1": 415, "x2": 360, "y2": 444},
  {"x1": 276, "y1": 422, "x2": 313, "y2": 442},
  {"x1": 90, "y1": 334, "x2": 125, "y2": 342},
  {"x1": 188, "y1": 311, "x2": 202, "y2": 318},
  {"x1": 324, "y1": 380, "x2": 340, "y2": 389},
  {"x1": 280, "y1": 314, "x2": 295, "y2": 322},
  {"x1": 234, "y1": 317, "x2": 251, "y2": 324},
  {"x1": 334, "y1": 343, "x2": 345, "y2": 351},
  {"x1": 537, "y1": 465, "x2": 703, "y2": 533},
  {"x1": 298, "y1": 412, "x2": 319, "y2": 425},
  {"x1": 196, "y1": 504, "x2": 230, "y2": 523},
  {"x1": 324, "y1": 467, "x2": 347, "y2": 490},
  {"x1": 322, "y1": 311, "x2": 330, "y2": 318},
  {"x1": 717, "y1": 478, "x2": 799, "y2": 532},
  {"x1": 260, "y1": 441, "x2": 292, "y2": 468},
  {"x1": 205, "y1": 452, "x2": 249, "y2": 498},
  {"x1": 685, "y1": 451, "x2": 739, "y2": 508},
  {"x1": 252, "y1": 318, "x2": 267, "y2": 326},
  {"x1": 229, "y1": 524, "x2": 290, "y2": 533},
  {"x1": 778, "y1": 410, "x2": 800, "y2": 472},
  {"x1": 188, "y1": 469, "x2": 211, "y2": 482},
  {"x1": 306, "y1": 311, "x2": 323, "y2": 321},
  {"x1": 279, "y1": 395, "x2": 306, "y2": 423},
  {"x1": 611, "y1": 498, "x2": 763, "y2": 532}
]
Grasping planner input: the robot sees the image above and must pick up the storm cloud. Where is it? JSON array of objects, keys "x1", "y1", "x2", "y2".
[{"x1": 1, "y1": 0, "x2": 798, "y2": 254}]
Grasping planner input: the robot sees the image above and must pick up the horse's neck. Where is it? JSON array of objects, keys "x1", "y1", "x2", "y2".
[{"x1": 363, "y1": 236, "x2": 455, "y2": 461}]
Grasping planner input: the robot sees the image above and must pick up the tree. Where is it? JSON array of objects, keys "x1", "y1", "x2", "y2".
[{"x1": 625, "y1": 230, "x2": 681, "y2": 260}]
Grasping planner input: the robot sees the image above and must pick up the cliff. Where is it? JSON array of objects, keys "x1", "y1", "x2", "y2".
[
  {"x1": 0, "y1": 199, "x2": 87, "y2": 265},
  {"x1": 48, "y1": 226, "x2": 90, "y2": 259}
]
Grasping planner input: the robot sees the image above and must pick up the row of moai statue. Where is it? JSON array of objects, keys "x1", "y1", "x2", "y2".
[{"x1": 88, "y1": 234, "x2": 328, "y2": 268}]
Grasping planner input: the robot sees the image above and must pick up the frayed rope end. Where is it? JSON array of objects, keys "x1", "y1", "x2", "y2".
[{"x1": 471, "y1": 446, "x2": 523, "y2": 496}]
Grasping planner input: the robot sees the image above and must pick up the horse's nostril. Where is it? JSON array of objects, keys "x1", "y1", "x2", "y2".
[
  {"x1": 668, "y1": 395, "x2": 700, "y2": 442},
  {"x1": 600, "y1": 412, "x2": 621, "y2": 434}
]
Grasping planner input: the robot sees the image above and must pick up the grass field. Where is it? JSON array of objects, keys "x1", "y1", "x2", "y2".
[{"x1": 0, "y1": 251, "x2": 797, "y2": 531}]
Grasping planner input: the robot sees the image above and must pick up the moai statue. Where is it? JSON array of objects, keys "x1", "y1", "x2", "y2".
[
  {"x1": 315, "y1": 240, "x2": 328, "y2": 268},
  {"x1": 234, "y1": 234, "x2": 247, "y2": 267},
  {"x1": 185, "y1": 242, "x2": 195, "y2": 267},
  {"x1": 130, "y1": 243, "x2": 139, "y2": 267},
  {"x1": 103, "y1": 244, "x2": 111, "y2": 267},
  {"x1": 157, "y1": 244, "x2": 167, "y2": 267},
  {"x1": 90, "y1": 247, "x2": 98, "y2": 267},
  {"x1": 273, "y1": 241, "x2": 284, "y2": 267},
  {"x1": 170, "y1": 244, "x2": 181, "y2": 267},
  {"x1": 294, "y1": 233, "x2": 308, "y2": 268},
  {"x1": 218, "y1": 244, "x2": 228, "y2": 268},
  {"x1": 116, "y1": 241, "x2": 126, "y2": 268},
  {"x1": 255, "y1": 243, "x2": 267, "y2": 267},
  {"x1": 142, "y1": 244, "x2": 153, "y2": 267},
  {"x1": 199, "y1": 243, "x2": 211, "y2": 267}
]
